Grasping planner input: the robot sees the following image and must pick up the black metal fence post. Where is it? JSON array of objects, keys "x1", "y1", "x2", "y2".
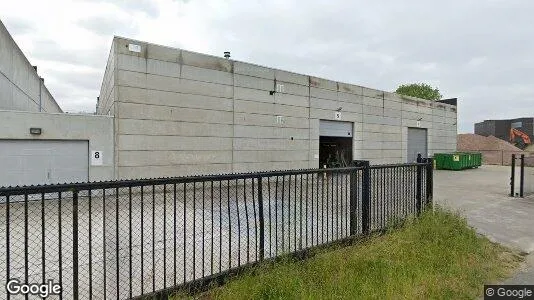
[
  {"x1": 349, "y1": 168, "x2": 357, "y2": 236},
  {"x1": 520, "y1": 154, "x2": 525, "y2": 198},
  {"x1": 72, "y1": 189, "x2": 79, "y2": 300},
  {"x1": 416, "y1": 155, "x2": 423, "y2": 215},
  {"x1": 426, "y1": 158, "x2": 433, "y2": 207},
  {"x1": 361, "y1": 161, "x2": 371, "y2": 235},
  {"x1": 257, "y1": 177, "x2": 265, "y2": 261},
  {"x1": 510, "y1": 154, "x2": 516, "y2": 197}
]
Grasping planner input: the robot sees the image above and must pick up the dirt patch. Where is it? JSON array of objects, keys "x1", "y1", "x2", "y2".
[{"x1": 457, "y1": 134, "x2": 533, "y2": 165}]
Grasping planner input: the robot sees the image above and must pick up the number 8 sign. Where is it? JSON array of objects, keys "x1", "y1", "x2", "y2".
[{"x1": 91, "y1": 150, "x2": 103, "y2": 166}]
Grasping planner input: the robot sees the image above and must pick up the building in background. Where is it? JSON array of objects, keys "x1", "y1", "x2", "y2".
[
  {"x1": 0, "y1": 20, "x2": 62, "y2": 113},
  {"x1": 97, "y1": 36, "x2": 458, "y2": 179},
  {"x1": 475, "y1": 118, "x2": 533, "y2": 148}
]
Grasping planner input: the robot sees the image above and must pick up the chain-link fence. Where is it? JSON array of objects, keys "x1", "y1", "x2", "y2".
[{"x1": 0, "y1": 160, "x2": 433, "y2": 299}]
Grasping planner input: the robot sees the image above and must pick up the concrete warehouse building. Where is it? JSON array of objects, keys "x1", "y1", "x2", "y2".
[
  {"x1": 97, "y1": 37, "x2": 458, "y2": 180},
  {"x1": 0, "y1": 15, "x2": 457, "y2": 187}
]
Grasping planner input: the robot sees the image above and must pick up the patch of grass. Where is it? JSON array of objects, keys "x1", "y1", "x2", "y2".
[{"x1": 179, "y1": 209, "x2": 522, "y2": 299}]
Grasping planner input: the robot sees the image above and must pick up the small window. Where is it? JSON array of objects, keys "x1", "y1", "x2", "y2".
[{"x1": 511, "y1": 121, "x2": 522, "y2": 128}]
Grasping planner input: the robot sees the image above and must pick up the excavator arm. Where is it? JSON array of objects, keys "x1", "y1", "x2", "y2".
[{"x1": 510, "y1": 128, "x2": 532, "y2": 146}]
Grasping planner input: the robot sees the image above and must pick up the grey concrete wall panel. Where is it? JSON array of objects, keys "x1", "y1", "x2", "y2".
[
  {"x1": 362, "y1": 131, "x2": 383, "y2": 141},
  {"x1": 0, "y1": 20, "x2": 62, "y2": 113},
  {"x1": 363, "y1": 96, "x2": 384, "y2": 107},
  {"x1": 310, "y1": 77, "x2": 337, "y2": 90},
  {"x1": 234, "y1": 74, "x2": 273, "y2": 91},
  {"x1": 118, "y1": 70, "x2": 147, "y2": 89},
  {"x1": 234, "y1": 61, "x2": 274, "y2": 79},
  {"x1": 143, "y1": 89, "x2": 234, "y2": 111},
  {"x1": 275, "y1": 81, "x2": 309, "y2": 97},
  {"x1": 147, "y1": 59, "x2": 180, "y2": 78},
  {"x1": 383, "y1": 108, "x2": 402, "y2": 118},
  {"x1": 233, "y1": 161, "x2": 309, "y2": 173},
  {"x1": 119, "y1": 150, "x2": 233, "y2": 167},
  {"x1": 233, "y1": 138, "x2": 308, "y2": 151},
  {"x1": 275, "y1": 93, "x2": 308, "y2": 107},
  {"x1": 363, "y1": 105, "x2": 384, "y2": 116},
  {"x1": 146, "y1": 75, "x2": 233, "y2": 98},
  {"x1": 0, "y1": 73, "x2": 13, "y2": 110},
  {"x1": 362, "y1": 87, "x2": 384, "y2": 99},
  {"x1": 120, "y1": 163, "x2": 233, "y2": 178},
  {"x1": 319, "y1": 120, "x2": 353, "y2": 137},
  {"x1": 310, "y1": 98, "x2": 362, "y2": 113},
  {"x1": 182, "y1": 50, "x2": 232, "y2": 73},
  {"x1": 117, "y1": 54, "x2": 147, "y2": 73},
  {"x1": 118, "y1": 135, "x2": 232, "y2": 151},
  {"x1": 338, "y1": 92, "x2": 363, "y2": 104},
  {"x1": 147, "y1": 43, "x2": 179, "y2": 62},
  {"x1": 382, "y1": 142, "x2": 403, "y2": 150},
  {"x1": 181, "y1": 65, "x2": 233, "y2": 85},
  {"x1": 234, "y1": 99, "x2": 274, "y2": 115},
  {"x1": 118, "y1": 119, "x2": 233, "y2": 137},
  {"x1": 0, "y1": 23, "x2": 14, "y2": 77},
  {"x1": 338, "y1": 83, "x2": 363, "y2": 95},
  {"x1": 118, "y1": 102, "x2": 234, "y2": 124},
  {"x1": 234, "y1": 87, "x2": 274, "y2": 103},
  {"x1": 311, "y1": 108, "x2": 362, "y2": 122},
  {"x1": 234, "y1": 112, "x2": 309, "y2": 128},
  {"x1": 384, "y1": 100, "x2": 402, "y2": 110},
  {"x1": 274, "y1": 103, "x2": 309, "y2": 118},
  {"x1": 311, "y1": 87, "x2": 338, "y2": 100},
  {"x1": 234, "y1": 150, "x2": 308, "y2": 163},
  {"x1": 275, "y1": 69, "x2": 308, "y2": 86}
]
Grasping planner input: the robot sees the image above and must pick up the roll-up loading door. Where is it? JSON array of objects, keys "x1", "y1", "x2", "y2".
[
  {"x1": 319, "y1": 120, "x2": 353, "y2": 137},
  {"x1": 0, "y1": 140, "x2": 89, "y2": 187},
  {"x1": 407, "y1": 128, "x2": 428, "y2": 163}
]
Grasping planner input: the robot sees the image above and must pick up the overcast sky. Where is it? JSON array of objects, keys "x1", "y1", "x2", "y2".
[{"x1": 3, "y1": 0, "x2": 533, "y2": 133}]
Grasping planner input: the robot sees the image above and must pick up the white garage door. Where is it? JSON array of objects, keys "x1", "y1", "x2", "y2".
[
  {"x1": 319, "y1": 120, "x2": 353, "y2": 137},
  {"x1": 0, "y1": 140, "x2": 89, "y2": 187}
]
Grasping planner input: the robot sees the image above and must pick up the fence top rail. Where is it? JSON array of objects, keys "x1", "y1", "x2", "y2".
[
  {"x1": 370, "y1": 162, "x2": 429, "y2": 170},
  {"x1": 0, "y1": 166, "x2": 365, "y2": 195}
]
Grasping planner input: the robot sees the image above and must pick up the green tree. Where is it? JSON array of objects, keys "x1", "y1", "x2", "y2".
[{"x1": 395, "y1": 83, "x2": 442, "y2": 101}]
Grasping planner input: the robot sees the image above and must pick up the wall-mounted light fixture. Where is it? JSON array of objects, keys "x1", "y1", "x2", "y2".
[{"x1": 30, "y1": 127, "x2": 42, "y2": 135}]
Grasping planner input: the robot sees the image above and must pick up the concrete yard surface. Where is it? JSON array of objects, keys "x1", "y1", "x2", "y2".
[{"x1": 434, "y1": 165, "x2": 534, "y2": 254}]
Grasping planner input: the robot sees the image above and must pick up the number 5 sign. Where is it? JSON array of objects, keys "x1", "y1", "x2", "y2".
[{"x1": 91, "y1": 151, "x2": 103, "y2": 166}]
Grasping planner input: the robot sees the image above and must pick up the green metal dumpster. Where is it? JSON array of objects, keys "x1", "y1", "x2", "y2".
[{"x1": 434, "y1": 152, "x2": 482, "y2": 170}]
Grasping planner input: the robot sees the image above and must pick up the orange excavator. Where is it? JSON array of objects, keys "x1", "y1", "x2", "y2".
[{"x1": 509, "y1": 128, "x2": 532, "y2": 149}]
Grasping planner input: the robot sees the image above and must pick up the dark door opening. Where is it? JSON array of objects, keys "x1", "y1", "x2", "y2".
[{"x1": 319, "y1": 136, "x2": 353, "y2": 168}]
